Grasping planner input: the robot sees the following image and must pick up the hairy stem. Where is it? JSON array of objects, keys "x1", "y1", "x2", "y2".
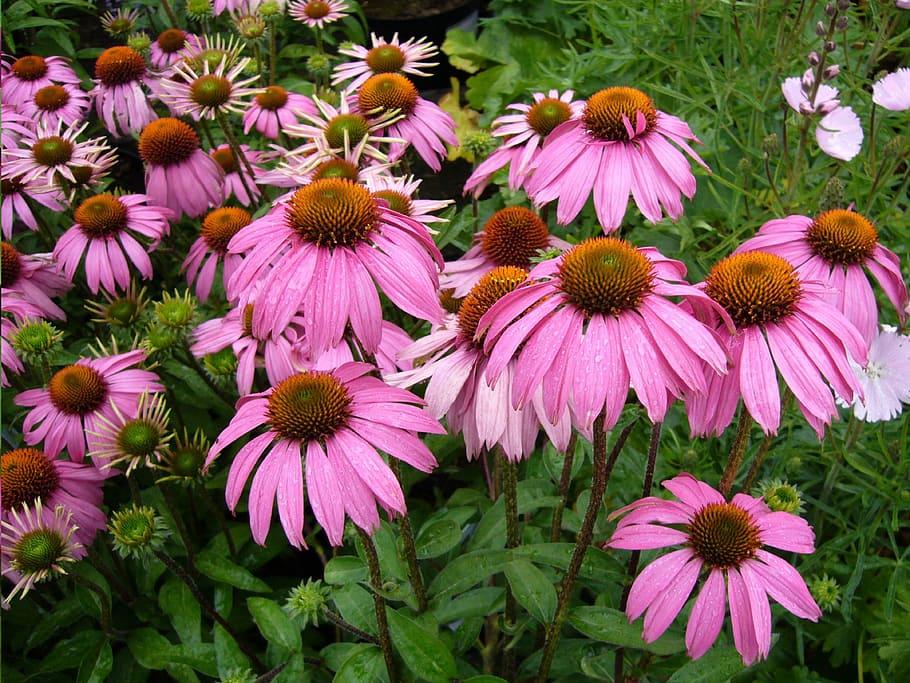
[
  {"x1": 502, "y1": 452, "x2": 520, "y2": 679},
  {"x1": 358, "y1": 528, "x2": 397, "y2": 683},
  {"x1": 388, "y1": 458, "x2": 427, "y2": 612},
  {"x1": 719, "y1": 408, "x2": 753, "y2": 497},
  {"x1": 322, "y1": 607, "x2": 380, "y2": 644},
  {"x1": 550, "y1": 433, "x2": 578, "y2": 542}
]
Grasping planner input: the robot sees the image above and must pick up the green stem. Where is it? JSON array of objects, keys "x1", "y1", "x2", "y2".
[
  {"x1": 269, "y1": 24, "x2": 278, "y2": 86},
  {"x1": 536, "y1": 415, "x2": 636, "y2": 683},
  {"x1": 741, "y1": 434, "x2": 774, "y2": 492},
  {"x1": 182, "y1": 345, "x2": 235, "y2": 409},
  {"x1": 201, "y1": 484, "x2": 237, "y2": 559},
  {"x1": 322, "y1": 607, "x2": 380, "y2": 644},
  {"x1": 388, "y1": 458, "x2": 427, "y2": 612},
  {"x1": 159, "y1": 483, "x2": 196, "y2": 569},
  {"x1": 719, "y1": 408, "x2": 753, "y2": 497},
  {"x1": 502, "y1": 452, "x2": 520, "y2": 679},
  {"x1": 160, "y1": 0, "x2": 179, "y2": 27},
  {"x1": 550, "y1": 432, "x2": 578, "y2": 542},
  {"x1": 358, "y1": 528, "x2": 397, "y2": 683},
  {"x1": 214, "y1": 110, "x2": 258, "y2": 203}
]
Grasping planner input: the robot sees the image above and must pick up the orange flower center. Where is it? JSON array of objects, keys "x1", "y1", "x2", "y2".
[
  {"x1": 373, "y1": 190, "x2": 412, "y2": 216},
  {"x1": 33, "y1": 85, "x2": 70, "y2": 111},
  {"x1": 439, "y1": 288, "x2": 462, "y2": 314},
  {"x1": 688, "y1": 502, "x2": 762, "y2": 568},
  {"x1": 559, "y1": 237, "x2": 653, "y2": 317},
  {"x1": 706, "y1": 251, "x2": 801, "y2": 327},
  {"x1": 457, "y1": 266, "x2": 528, "y2": 345},
  {"x1": 242, "y1": 304, "x2": 255, "y2": 336},
  {"x1": 211, "y1": 147, "x2": 237, "y2": 174},
  {"x1": 807, "y1": 209, "x2": 877, "y2": 266},
  {"x1": 358, "y1": 73, "x2": 419, "y2": 117},
  {"x1": 256, "y1": 85, "x2": 289, "y2": 110},
  {"x1": 286, "y1": 178, "x2": 378, "y2": 248},
  {"x1": 526, "y1": 97, "x2": 572, "y2": 137},
  {"x1": 48, "y1": 365, "x2": 108, "y2": 415},
  {"x1": 75, "y1": 194, "x2": 128, "y2": 238},
  {"x1": 2, "y1": 242, "x2": 22, "y2": 286},
  {"x1": 1, "y1": 448, "x2": 60, "y2": 511},
  {"x1": 365, "y1": 45, "x2": 406, "y2": 73},
  {"x1": 481, "y1": 206, "x2": 550, "y2": 269},
  {"x1": 95, "y1": 46, "x2": 147, "y2": 86},
  {"x1": 157, "y1": 28, "x2": 187, "y2": 53},
  {"x1": 584, "y1": 87, "x2": 657, "y2": 142},
  {"x1": 267, "y1": 372, "x2": 351, "y2": 441},
  {"x1": 304, "y1": 0, "x2": 331, "y2": 18},
  {"x1": 139, "y1": 118, "x2": 200, "y2": 167},
  {"x1": 11, "y1": 55, "x2": 48, "y2": 80},
  {"x1": 202, "y1": 207, "x2": 252, "y2": 252}
]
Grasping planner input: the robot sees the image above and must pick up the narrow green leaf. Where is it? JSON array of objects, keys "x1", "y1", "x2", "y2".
[
  {"x1": 568, "y1": 606, "x2": 685, "y2": 655},
  {"x1": 504, "y1": 560, "x2": 557, "y2": 623},
  {"x1": 387, "y1": 609, "x2": 457, "y2": 683},
  {"x1": 247, "y1": 598, "x2": 302, "y2": 652}
]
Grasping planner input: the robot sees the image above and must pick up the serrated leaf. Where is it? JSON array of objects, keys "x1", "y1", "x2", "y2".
[
  {"x1": 415, "y1": 518, "x2": 462, "y2": 559},
  {"x1": 387, "y1": 609, "x2": 457, "y2": 683},
  {"x1": 325, "y1": 556, "x2": 368, "y2": 585},
  {"x1": 667, "y1": 645, "x2": 746, "y2": 682},
  {"x1": 568, "y1": 606, "x2": 685, "y2": 655},
  {"x1": 196, "y1": 550, "x2": 270, "y2": 592},
  {"x1": 247, "y1": 597, "x2": 302, "y2": 652},
  {"x1": 504, "y1": 560, "x2": 557, "y2": 623}
]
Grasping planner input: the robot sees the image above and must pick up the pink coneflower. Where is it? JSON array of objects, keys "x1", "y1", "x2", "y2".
[
  {"x1": 139, "y1": 118, "x2": 224, "y2": 218},
  {"x1": 1, "y1": 501, "x2": 83, "y2": 604},
  {"x1": 159, "y1": 57, "x2": 260, "y2": 120},
  {"x1": 477, "y1": 237, "x2": 729, "y2": 433},
  {"x1": 53, "y1": 193, "x2": 172, "y2": 295},
  {"x1": 529, "y1": 88, "x2": 709, "y2": 229},
  {"x1": 686, "y1": 251, "x2": 867, "y2": 438},
  {"x1": 289, "y1": 0, "x2": 349, "y2": 27},
  {"x1": 1, "y1": 243, "x2": 70, "y2": 320},
  {"x1": 1, "y1": 104, "x2": 33, "y2": 149},
  {"x1": 213, "y1": 0, "x2": 250, "y2": 15},
  {"x1": 1, "y1": 176, "x2": 64, "y2": 239},
  {"x1": 838, "y1": 325, "x2": 910, "y2": 423},
  {"x1": 357, "y1": 74, "x2": 457, "y2": 172},
  {"x1": 150, "y1": 29, "x2": 199, "y2": 70},
  {"x1": 302, "y1": 320, "x2": 415, "y2": 378},
  {"x1": 183, "y1": 207, "x2": 252, "y2": 301},
  {"x1": 62, "y1": 146, "x2": 120, "y2": 202},
  {"x1": 243, "y1": 85, "x2": 318, "y2": 139},
  {"x1": 0, "y1": 55, "x2": 80, "y2": 109},
  {"x1": 333, "y1": 33, "x2": 439, "y2": 91},
  {"x1": 204, "y1": 362, "x2": 442, "y2": 546},
  {"x1": 14, "y1": 349, "x2": 163, "y2": 460},
  {"x1": 872, "y1": 68, "x2": 910, "y2": 111},
  {"x1": 268, "y1": 150, "x2": 392, "y2": 189},
  {"x1": 90, "y1": 46, "x2": 158, "y2": 137},
  {"x1": 1, "y1": 295, "x2": 44, "y2": 387},
  {"x1": 209, "y1": 144, "x2": 264, "y2": 206},
  {"x1": 1, "y1": 120, "x2": 110, "y2": 187},
  {"x1": 226, "y1": 178, "x2": 444, "y2": 353},
  {"x1": 606, "y1": 473, "x2": 821, "y2": 665},
  {"x1": 440, "y1": 206, "x2": 568, "y2": 297},
  {"x1": 736, "y1": 210, "x2": 908, "y2": 344},
  {"x1": 18, "y1": 82, "x2": 91, "y2": 129},
  {"x1": 364, "y1": 173, "x2": 453, "y2": 234},
  {"x1": 464, "y1": 89, "x2": 585, "y2": 197},
  {"x1": 1, "y1": 447, "x2": 108, "y2": 547},
  {"x1": 390, "y1": 267, "x2": 571, "y2": 460},
  {"x1": 87, "y1": 392, "x2": 172, "y2": 473},
  {"x1": 177, "y1": 33, "x2": 245, "y2": 73}
]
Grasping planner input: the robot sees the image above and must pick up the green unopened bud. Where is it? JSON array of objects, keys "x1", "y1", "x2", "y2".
[
  {"x1": 219, "y1": 668, "x2": 257, "y2": 683},
  {"x1": 186, "y1": 0, "x2": 213, "y2": 21},
  {"x1": 142, "y1": 322, "x2": 181, "y2": 356},
  {"x1": 307, "y1": 53, "x2": 331, "y2": 77},
  {"x1": 881, "y1": 134, "x2": 907, "y2": 161},
  {"x1": 128, "y1": 32, "x2": 152, "y2": 54},
  {"x1": 242, "y1": 57, "x2": 263, "y2": 77},
  {"x1": 155, "y1": 290, "x2": 197, "y2": 330},
  {"x1": 462, "y1": 129, "x2": 497, "y2": 158},
  {"x1": 818, "y1": 176, "x2": 845, "y2": 212},
  {"x1": 737, "y1": 157, "x2": 752, "y2": 176},
  {"x1": 285, "y1": 579, "x2": 330, "y2": 628},
  {"x1": 808, "y1": 574, "x2": 841, "y2": 612},
  {"x1": 757, "y1": 478, "x2": 804, "y2": 513},
  {"x1": 259, "y1": 1, "x2": 282, "y2": 18},
  {"x1": 784, "y1": 454, "x2": 803, "y2": 477},
  {"x1": 762, "y1": 133, "x2": 779, "y2": 157},
  {"x1": 155, "y1": 429, "x2": 209, "y2": 484},
  {"x1": 11, "y1": 320, "x2": 63, "y2": 364},
  {"x1": 109, "y1": 505, "x2": 170, "y2": 559},
  {"x1": 530, "y1": 246, "x2": 563, "y2": 264},
  {"x1": 234, "y1": 14, "x2": 266, "y2": 40},
  {"x1": 87, "y1": 283, "x2": 149, "y2": 328},
  {"x1": 204, "y1": 347, "x2": 238, "y2": 379}
]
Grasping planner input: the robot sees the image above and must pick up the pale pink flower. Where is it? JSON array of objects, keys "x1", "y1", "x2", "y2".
[
  {"x1": 149, "y1": 29, "x2": 200, "y2": 70},
  {"x1": 686, "y1": 251, "x2": 867, "y2": 438},
  {"x1": 18, "y1": 82, "x2": 90, "y2": 129},
  {"x1": 14, "y1": 349, "x2": 163, "y2": 460},
  {"x1": 872, "y1": 68, "x2": 910, "y2": 111},
  {"x1": 54, "y1": 193, "x2": 172, "y2": 295},
  {"x1": 91, "y1": 46, "x2": 158, "y2": 136},
  {"x1": 226, "y1": 178, "x2": 444, "y2": 354},
  {"x1": 213, "y1": 0, "x2": 252, "y2": 15},
  {"x1": 440, "y1": 206, "x2": 568, "y2": 297},
  {"x1": 333, "y1": 33, "x2": 439, "y2": 91},
  {"x1": 1, "y1": 243, "x2": 71, "y2": 320},
  {"x1": 0, "y1": 55, "x2": 80, "y2": 109},
  {"x1": 289, "y1": 0, "x2": 349, "y2": 27},
  {"x1": 1, "y1": 105, "x2": 34, "y2": 148},
  {"x1": 139, "y1": 118, "x2": 224, "y2": 218},
  {"x1": 838, "y1": 325, "x2": 910, "y2": 422},
  {"x1": 781, "y1": 69, "x2": 840, "y2": 115},
  {"x1": 1, "y1": 121, "x2": 111, "y2": 187},
  {"x1": 209, "y1": 144, "x2": 265, "y2": 206},
  {"x1": 183, "y1": 207, "x2": 252, "y2": 302},
  {"x1": 242, "y1": 85, "x2": 318, "y2": 139},
  {"x1": 390, "y1": 266, "x2": 571, "y2": 461},
  {"x1": 525, "y1": 87, "x2": 709, "y2": 229},
  {"x1": 464, "y1": 89, "x2": 585, "y2": 197},
  {"x1": 1, "y1": 446, "x2": 108, "y2": 547},
  {"x1": 735, "y1": 211, "x2": 907, "y2": 344},
  {"x1": 606, "y1": 473, "x2": 821, "y2": 665},
  {"x1": 158, "y1": 57, "x2": 260, "y2": 121},
  {"x1": 204, "y1": 362, "x2": 443, "y2": 547},
  {"x1": 301, "y1": 321, "x2": 415, "y2": 378},
  {"x1": 364, "y1": 173, "x2": 453, "y2": 233},
  {"x1": 1, "y1": 176, "x2": 65, "y2": 239},
  {"x1": 478, "y1": 237, "x2": 729, "y2": 434},
  {"x1": 816, "y1": 106, "x2": 863, "y2": 161}
]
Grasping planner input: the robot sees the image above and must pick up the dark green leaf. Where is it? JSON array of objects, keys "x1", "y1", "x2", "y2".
[
  {"x1": 512, "y1": 543, "x2": 623, "y2": 582},
  {"x1": 387, "y1": 608, "x2": 457, "y2": 683},
  {"x1": 247, "y1": 597, "x2": 302, "y2": 652},
  {"x1": 39, "y1": 631, "x2": 105, "y2": 673},
  {"x1": 159, "y1": 578, "x2": 202, "y2": 644},
  {"x1": 333, "y1": 645, "x2": 387, "y2": 682},
  {"x1": 568, "y1": 606, "x2": 685, "y2": 655},
  {"x1": 427, "y1": 549, "x2": 509, "y2": 599},
  {"x1": 196, "y1": 550, "x2": 270, "y2": 592},
  {"x1": 504, "y1": 560, "x2": 557, "y2": 623},
  {"x1": 433, "y1": 586, "x2": 504, "y2": 623},
  {"x1": 77, "y1": 640, "x2": 113, "y2": 683},
  {"x1": 332, "y1": 584, "x2": 378, "y2": 635},
  {"x1": 127, "y1": 628, "x2": 174, "y2": 670},
  {"x1": 667, "y1": 645, "x2": 746, "y2": 682},
  {"x1": 415, "y1": 519, "x2": 463, "y2": 559},
  {"x1": 325, "y1": 556, "x2": 368, "y2": 585}
]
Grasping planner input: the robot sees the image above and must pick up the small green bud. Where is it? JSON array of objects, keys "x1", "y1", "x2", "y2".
[
  {"x1": 142, "y1": 322, "x2": 181, "y2": 355},
  {"x1": 109, "y1": 505, "x2": 170, "y2": 559},
  {"x1": 762, "y1": 133, "x2": 780, "y2": 157},
  {"x1": 128, "y1": 32, "x2": 152, "y2": 54},
  {"x1": 155, "y1": 429, "x2": 209, "y2": 484},
  {"x1": 808, "y1": 574, "x2": 841, "y2": 612},
  {"x1": 242, "y1": 57, "x2": 263, "y2": 77},
  {"x1": 234, "y1": 14, "x2": 266, "y2": 40},
  {"x1": 186, "y1": 0, "x2": 213, "y2": 21},
  {"x1": 87, "y1": 283, "x2": 149, "y2": 328},
  {"x1": 307, "y1": 53, "x2": 331, "y2": 77},
  {"x1": 784, "y1": 454, "x2": 803, "y2": 477},
  {"x1": 737, "y1": 157, "x2": 752, "y2": 175},
  {"x1": 462, "y1": 129, "x2": 498, "y2": 158},
  {"x1": 219, "y1": 668, "x2": 257, "y2": 683},
  {"x1": 818, "y1": 177, "x2": 845, "y2": 212},
  {"x1": 155, "y1": 290, "x2": 197, "y2": 330},
  {"x1": 285, "y1": 579, "x2": 330, "y2": 628},
  {"x1": 259, "y1": 1, "x2": 282, "y2": 18},
  {"x1": 10, "y1": 320, "x2": 63, "y2": 364},
  {"x1": 757, "y1": 478, "x2": 804, "y2": 513},
  {"x1": 204, "y1": 347, "x2": 238, "y2": 378},
  {"x1": 881, "y1": 134, "x2": 907, "y2": 161}
]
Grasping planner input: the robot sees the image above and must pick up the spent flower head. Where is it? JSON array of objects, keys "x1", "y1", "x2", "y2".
[
  {"x1": 86, "y1": 282, "x2": 150, "y2": 329},
  {"x1": 101, "y1": 7, "x2": 141, "y2": 37},
  {"x1": 109, "y1": 505, "x2": 170, "y2": 560}
]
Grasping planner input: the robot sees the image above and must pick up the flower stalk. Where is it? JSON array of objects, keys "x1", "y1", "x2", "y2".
[
  {"x1": 388, "y1": 458, "x2": 427, "y2": 612},
  {"x1": 358, "y1": 528, "x2": 397, "y2": 683}
]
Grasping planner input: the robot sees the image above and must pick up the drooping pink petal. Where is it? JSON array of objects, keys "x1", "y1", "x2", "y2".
[{"x1": 685, "y1": 568, "x2": 727, "y2": 659}]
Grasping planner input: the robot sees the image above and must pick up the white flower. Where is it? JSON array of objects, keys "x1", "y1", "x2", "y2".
[
  {"x1": 872, "y1": 68, "x2": 910, "y2": 112},
  {"x1": 839, "y1": 326, "x2": 910, "y2": 422},
  {"x1": 815, "y1": 106, "x2": 863, "y2": 161}
]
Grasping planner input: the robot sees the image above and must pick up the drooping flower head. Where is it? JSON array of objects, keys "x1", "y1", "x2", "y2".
[
  {"x1": 1, "y1": 243, "x2": 71, "y2": 320},
  {"x1": 183, "y1": 206, "x2": 252, "y2": 301},
  {"x1": 687, "y1": 250, "x2": 867, "y2": 438},
  {"x1": 838, "y1": 325, "x2": 910, "y2": 423},
  {"x1": 525, "y1": 86, "x2": 709, "y2": 229},
  {"x1": 333, "y1": 33, "x2": 439, "y2": 91},
  {"x1": 91, "y1": 46, "x2": 159, "y2": 136},
  {"x1": 1, "y1": 177, "x2": 64, "y2": 239},
  {"x1": 54, "y1": 193, "x2": 172, "y2": 295},
  {"x1": 1, "y1": 447, "x2": 108, "y2": 547},
  {"x1": 18, "y1": 82, "x2": 91, "y2": 129},
  {"x1": 242, "y1": 85, "x2": 318, "y2": 139},
  {"x1": 204, "y1": 362, "x2": 443, "y2": 547},
  {"x1": 478, "y1": 237, "x2": 729, "y2": 434},
  {"x1": 289, "y1": 0, "x2": 349, "y2": 27},
  {"x1": 1, "y1": 104, "x2": 34, "y2": 149},
  {"x1": 736, "y1": 210, "x2": 907, "y2": 344},
  {"x1": 440, "y1": 206, "x2": 568, "y2": 297},
  {"x1": 358, "y1": 73, "x2": 457, "y2": 172},
  {"x1": 88, "y1": 392, "x2": 173, "y2": 473},
  {"x1": 390, "y1": 266, "x2": 571, "y2": 461},
  {"x1": 464, "y1": 89, "x2": 585, "y2": 197},
  {"x1": 365, "y1": 173, "x2": 453, "y2": 233},
  {"x1": 0, "y1": 55, "x2": 80, "y2": 109},
  {"x1": 139, "y1": 118, "x2": 225, "y2": 218},
  {"x1": 1, "y1": 120, "x2": 111, "y2": 187},
  {"x1": 150, "y1": 29, "x2": 199, "y2": 70},
  {"x1": 606, "y1": 473, "x2": 821, "y2": 665},
  {"x1": 872, "y1": 68, "x2": 910, "y2": 111},
  {"x1": 14, "y1": 349, "x2": 163, "y2": 460},
  {"x1": 209, "y1": 144, "x2": 265, "y2": 206},
  {"x1": 1, "y1": 501, "x2": 83, "y2": 605},
  {"x1": 227, "y1": 178, "x2": 444, "y2": 354},
  {"x1": 159, "y1": 57, "x2": 260, "y2": 120}
]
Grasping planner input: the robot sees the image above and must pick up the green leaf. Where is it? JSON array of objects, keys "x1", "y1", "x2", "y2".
[
  {"x1": 40, "y1": 631, "x2": 105, "y2": 673},
  {"x1": 415, "y1": 519, "x2": 463, "y2": 559},
  {"x1": 464, "y1": 677, "x2": 509, "y2": 683},
  {"x1": 160, "y1": 578, "x2": 202, "y2": 644},
  {"x1": 332, "y1": 584, "x2": 378, "y2": 635},
  {"x1": 568, "y1": 606, "x2": 685, "y2": 655},
  {"x1": 468, "y1": 479, "x2": 559, "y2": 550},
  {"x1": 196, "y1": 550, "x2": 270, "y2": 592},
  {"x1": 433, "y1": 586, "x2": 504, "y2": 623},
  {"x1": 512, "y1": 543, "x2": 623, "y2": 582},
  {"x1": 325, "y1": 555, "x2": 368, "y2": 585},
  {"x1": 274, "y1": 654, "x2": 309, "y2": 682},
  {"x1": 77, "y1": 640, "x2": 113, "y2": 683},
  {"x1": 127, "y1": 628, "x2": 174, "y2": 670},
  {"x1": 504, "y1": 560, "x2": 557, "y2": 623},
  {"x1": 333, "y1": 645, "x2": 387, "y2": 682},
  {"x1": 427, "y1": 549, "x2": 509, "y2": 599},
  {"x1": 247, "y1": 597, "x2": 302, "y2": 652},
  {"x1": 667, "y1": 645, "x2": 746, "y2": 682},
  {"x1": 25, "y1": 594, "x2": 83, "y2": 652},
  {"x1": 387, "y1": 609, "x2": 457, "y2": 683}
]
